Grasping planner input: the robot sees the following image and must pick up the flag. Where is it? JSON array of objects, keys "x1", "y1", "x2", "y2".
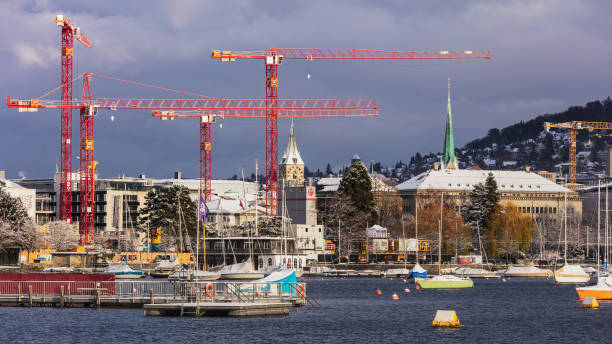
[
  {"x1": 197, "y1": 194, "x2": 209, "y2": 223},
  {"x1": 239, "y1": 198, "x2": 246, "y2": 210}
]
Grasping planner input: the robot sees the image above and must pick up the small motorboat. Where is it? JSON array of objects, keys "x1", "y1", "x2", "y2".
[
  {"x1": 168, "y1": 266, "x2": 220, "y2": 281},
  {"x1": 384, "y1": 268, "x2": 411, "y2": 278},
  {"x1": 415, "y1": 275, "x2": 473, "y2": 289},
  {"x1": 104, "y1": 263, "x2": 144, "y2": 279},
  {"x1": 454, "y1": 267, "x2": 499, "y2": 279},
  {"x1": 150, "y1": 255, "x2": 181, "y2": 278}
]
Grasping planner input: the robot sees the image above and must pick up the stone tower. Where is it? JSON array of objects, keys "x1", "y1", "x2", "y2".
[{"x1": 279, "y1": 119, "x2": 305, "y2": 186}]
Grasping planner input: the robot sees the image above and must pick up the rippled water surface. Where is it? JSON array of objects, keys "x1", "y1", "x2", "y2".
[{"x1": 2, "y1": 277, "x2": 611, "y2": 343}]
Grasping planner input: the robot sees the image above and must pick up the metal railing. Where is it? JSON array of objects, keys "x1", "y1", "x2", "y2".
[{"x1": 0, "y1": 280, "x2": 306, "y2": 303}]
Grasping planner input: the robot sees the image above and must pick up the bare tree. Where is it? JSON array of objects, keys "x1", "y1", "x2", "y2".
[
  {"x1": 45, "y1": 221, "x2": 80, "y2": 251},
  {"x1": 0, "y1": 219, "x2": 38, "y2": 252}
]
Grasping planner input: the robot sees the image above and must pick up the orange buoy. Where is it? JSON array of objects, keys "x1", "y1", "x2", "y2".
[
  {"x1": 501, "y1": 278, "x2": 506, "y2": 283},
  {"x1": 392, "y1": 293, "x2": 399, "y2": 300},
  {"x1": 376, "y1": 289, "x2": 382, "y2": 295},
  {"x1": 555, "y1": 280, "x2": 560, "y2": 285},
  {"x1": 404, "y1": 288, "x2": 410, "y2": 293},
  {"x1": 415, "y1": 285, "x2": 420, "y2": 290}
]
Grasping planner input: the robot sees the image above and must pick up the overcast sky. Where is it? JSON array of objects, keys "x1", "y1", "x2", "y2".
[{"x1": 1, "y1": 0, "x2": 610, "y2": 180}]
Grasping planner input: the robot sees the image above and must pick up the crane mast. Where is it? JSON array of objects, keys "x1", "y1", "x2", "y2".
[{"x1": 55, "y1": 15, "x2": 92, "y2": 227}]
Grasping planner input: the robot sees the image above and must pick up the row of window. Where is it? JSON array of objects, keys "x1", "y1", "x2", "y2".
[
  {"x1": 258, "y1": 257, "x2": 303, "y2": 269},
  {"x1": 520, "y1": 206, "x2": 557, "y2": 214}
]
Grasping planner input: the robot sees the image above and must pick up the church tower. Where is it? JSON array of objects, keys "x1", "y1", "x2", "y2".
[
  {"x1": 279, "y1": 119, "x2": 305, "y2": 186},
  {"x1": 443, "y1": 78, "x2": 458, "y2": 169}
]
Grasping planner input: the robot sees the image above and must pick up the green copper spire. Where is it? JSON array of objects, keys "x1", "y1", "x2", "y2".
[{"x1": 443, "y1": 78, "x2": 458, "y2": 169}]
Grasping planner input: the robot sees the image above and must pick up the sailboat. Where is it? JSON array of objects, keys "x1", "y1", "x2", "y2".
[
  {"x1": 415, "y1": 192, "x2": 472, "y2": 289},
  {"x1": 219, "y1": 166, "x2": 264, "y2": 281},
  {"x1": 554, "y1": 183, "x2": 589, "y2": 284},
  {"x1": 408, "y1": 198, "x2": 428, "y2": 283},
  {"x1": 576, "y1": 179, "x2": 612, "y2": 299}
]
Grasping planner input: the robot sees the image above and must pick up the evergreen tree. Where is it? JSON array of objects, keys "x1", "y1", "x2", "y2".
[
  {"x1": 540, "y1": 133, "x2": 554, "y2": 168},
  {"x1": 462, "y1": 173, "x2": 500, "y2": 250},
  {"x1": 325, "y1": 163, "x2": 333, "y2": 176},
  {"x1": 338, "y1": 160, "x2": 378, "y2": 225},
  {"x1": 138, "y1": 185, "x2": 198, "y2": 252},
  {"x1": 485, "y1": 172, "x2": 500, "y2": 215}
]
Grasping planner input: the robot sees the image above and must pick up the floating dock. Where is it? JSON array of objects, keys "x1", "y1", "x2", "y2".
[{"x1": 144, "y1": 302, "x2": 292, "y2": 317}]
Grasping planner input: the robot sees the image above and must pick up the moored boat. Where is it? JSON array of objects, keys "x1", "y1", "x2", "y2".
[
  {"x1": 504, "y1": 265, "x2": 553, "y2": 278},
  {"x1": 576, "y1": 276, "x2": 612, "y2": 300},
  {"x1": 219, "y1": 259, "x2": 265, "y2": 280},
  {"x1": 408, "y1": 263, "x2": 428, "y2": 283},
  {"x1": 416, "y1": 275, "x2": 473, "y2": 289},
  {"x1": 104, "y1": 263, "x2": 144, "y2": 279},
  {"x1": 168, "y1": 268, "x2": 220, "y2": 281},
  {"x1": 454, "y1": 267, "x2": 499, "y2": 279},
  {"x1": 554, "y1": 264, "x2": 590, "y2": 284},
  {"x1": 384, "y1": 268, "x2": 411, "y2": 278}
]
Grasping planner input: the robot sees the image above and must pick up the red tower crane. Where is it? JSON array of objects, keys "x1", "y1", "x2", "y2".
[
  {"x1": 152, "y1": 100, "x2": 378, "y2": 203},
  {"x1": 55, "y1": 14, "x2": 92, "y2": 224},
  {"x1": 211, "y1": 48, "x2": 491, "y2": 215},
  {"x1": 8, "y1": 75, "x2": 378, "y2": 244}
]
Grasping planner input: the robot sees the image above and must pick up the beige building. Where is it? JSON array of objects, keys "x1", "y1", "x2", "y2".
[{"x1": 397, "y1": 168, "x2": 582, "y2": 220}]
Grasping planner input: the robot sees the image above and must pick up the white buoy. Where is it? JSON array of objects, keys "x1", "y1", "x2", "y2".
[
  {"x1": 403, "y1": 279, "x2": 407, "y2": 283},
  {"x1": 307, "y1": 73, "x2": 311, "y2": 79},
  {"x1": 219, "y1": 123, "x2": 223, "y2": 128},
  {"x1": 404, "y1": 288, "x2": 410, "y2": 293},
  {"x1": 110, "y1": 115, "x2": 115, "y2": 122}
]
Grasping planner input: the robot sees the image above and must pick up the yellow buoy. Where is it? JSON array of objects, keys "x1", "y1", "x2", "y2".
[
  {"x1": 432, "y1": 310, "x2": 463, "y2": 328},
  {"x1": 580, "y1": 297, "x2": 599, "y2": 309}
]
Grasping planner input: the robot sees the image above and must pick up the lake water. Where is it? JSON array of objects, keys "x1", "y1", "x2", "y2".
[{"x1": 2, "y1": 277, "x2": 611, "y2": 343}]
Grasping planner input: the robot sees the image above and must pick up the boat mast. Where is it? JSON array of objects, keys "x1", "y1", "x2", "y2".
[
  {"x1": 401, "y1": 212, "x2": 406, "y2": 269},
  {"x1": 606, "y1": 181, "x2": 609, "y2": 271},
  {"x1": 177, "y1": 193, "x2": 183, "y2": 253},
  {"x1": 242, "y1": 168, "x2": 254, "y2": 268},
  {"x1": 564, "y1": 178, "x2": 567, "y2": 265},
  {"x1": 597, "y1": 178, "x2": 600, "y2": 276},
  {"x1": 439, "y1": 192, "x2": 443, "y2": 273},
  {"x1": 415, "y1": 197, "x2": 419, "y2": 264}
]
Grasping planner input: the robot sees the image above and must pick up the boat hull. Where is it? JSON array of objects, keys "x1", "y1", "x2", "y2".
[
  {"x1": 576, "y1": 288, "x2": 612, "y2": 300},
  {"x1": 220, "y1": 273, "x2": 265, "y2": 280},
  {"x1": 416, "y1": 278, "x2": 473, "y2": 289},
  {"x1": 113, "y1": 273, "x2": 144, "y2": 279},
  {"x1": 504, "y1": 272, "x2": 552, "y2": 278},
  {"x1": 554, "y1": 272, "x2": 590, "y2": 284}
]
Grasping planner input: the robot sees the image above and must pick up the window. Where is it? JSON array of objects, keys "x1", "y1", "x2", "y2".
[
  {"x1": 305, "y1": 228, "x2": 308, "y2": 233},
  {"x1": 268, "y1": 258, "x2": 273, "y2": 267},
  {"x1": 318, "y1": 228, "x2": 322, "y2": 233}
]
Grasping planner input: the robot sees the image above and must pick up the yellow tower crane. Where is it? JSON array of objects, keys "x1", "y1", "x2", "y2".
[{"x1": 544, "y1": 121, "x2": 612, "y2": 190}]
